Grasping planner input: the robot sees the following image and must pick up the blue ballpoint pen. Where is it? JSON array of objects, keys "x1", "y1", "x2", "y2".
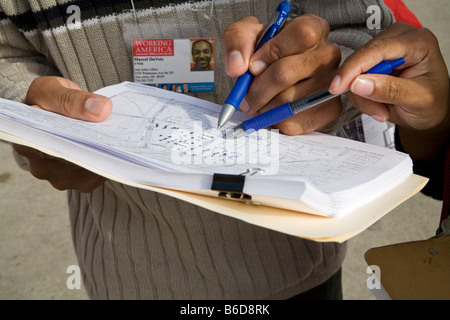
[
  {"x1": 217, "y1": 0, "x2": 291, "y2": 129},
  {"x1": 232, "y1": 58, "x2": 406, "y2": 135}
]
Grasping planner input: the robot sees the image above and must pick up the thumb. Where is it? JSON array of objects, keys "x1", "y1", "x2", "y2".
[
  {"x1": 350, "y1": 74, "x2": 426, "y2": 108},
  {"x1": 223, "y1": 16, "x2": 265, "y2": 77},
  {"x1": 25, "y1": 76, "x2": 112, "y2": 122}
]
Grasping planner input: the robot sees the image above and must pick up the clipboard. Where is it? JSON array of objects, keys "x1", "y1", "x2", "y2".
[
  {"x1": 1, "y1": 129, "x2": 429, "y2": 243},
  {"x1": 364, "y1": 235, "x2": 450, "y2": 300}
]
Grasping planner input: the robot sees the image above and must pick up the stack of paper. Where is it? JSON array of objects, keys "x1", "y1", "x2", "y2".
[{"x1": 0, "y1": 82, "x2": 420, "y2": 220}]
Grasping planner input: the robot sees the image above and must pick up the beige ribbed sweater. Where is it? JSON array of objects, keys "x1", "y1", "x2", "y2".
[{"x1": 0, "y1": 0, "x2": 394, "y2": 299}]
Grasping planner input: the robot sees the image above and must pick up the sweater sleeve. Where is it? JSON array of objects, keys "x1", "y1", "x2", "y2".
[
  {"x1": 0, "y1": 5, "x2": 60, "y2": 103},
  {"x1": 0, "y1": 4, "x2": 60, "y2": 170}
]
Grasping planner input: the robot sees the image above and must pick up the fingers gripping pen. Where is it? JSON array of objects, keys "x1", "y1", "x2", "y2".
[
  {"x1": 232, "y1": 58, "x2": 406, "y2": 135},
  {"x1": 217, "y1": 0, "x2": 291, "y2": 129}
]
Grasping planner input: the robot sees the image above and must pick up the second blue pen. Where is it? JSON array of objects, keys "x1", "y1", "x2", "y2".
[{"x1": 233, "y1": 58, "x2": 406, "y2": 134}]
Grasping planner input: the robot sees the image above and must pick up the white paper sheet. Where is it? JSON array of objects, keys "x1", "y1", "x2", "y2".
[{"x1": 0, "y1": 82, "x2": 414, "y2": 217}]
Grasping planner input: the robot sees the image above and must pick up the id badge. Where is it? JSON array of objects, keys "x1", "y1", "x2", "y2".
[{"x1": 133, "y1": 38, "x2": 215, "y2": 93}]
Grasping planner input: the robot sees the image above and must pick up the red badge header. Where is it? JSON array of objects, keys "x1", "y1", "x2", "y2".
[{"x1": 133, "y1": 39, "x2": 175, "y2": 57}]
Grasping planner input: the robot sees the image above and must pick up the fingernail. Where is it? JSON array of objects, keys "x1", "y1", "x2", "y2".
[
  {"x1": 228, "y1": 50, "x2": 245, "y2": 70},
  {"x1": 250, "y1": 60, "x2": 267, "y2": 75},
  {"x1": 351, "y1": 77, "x2": 375, "y2": 97},
  {"x1": 85, "y1": 97, "x2": 107, "y2": 115},
  {"x1": 239, "y1": 98, "x2": 250, "y2": 113},
  {"x1": 329, "y1": 75, "x2": 341, "y2": 93},
  {"x1": 371, "y1": 115, "x2": 386, "y2": 123}
]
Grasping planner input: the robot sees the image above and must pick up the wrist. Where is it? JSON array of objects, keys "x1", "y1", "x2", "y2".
[
  {"x1": 398, "y1": 78, "x2": 450, "y2": 161},
  {"x1": 397, "y1": 80, "x2": 450, "y2": 161}
]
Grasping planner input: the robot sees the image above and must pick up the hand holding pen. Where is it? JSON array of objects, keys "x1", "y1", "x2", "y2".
[
  {"x1": 331, "y1": 22, "x2": 449, "y2": 132},
  {"x1": 220, "y1": 5, "x2": 343, "y2": 134},
  {"x1": 332, "y1": 21, "x2": 450, "y2": 163},
  {"x1": 218, "y1": 0, "x2": 291, "y2": 129},
  {"x1": 232, "y1": 58, "x2": 405, "y2": 135}
]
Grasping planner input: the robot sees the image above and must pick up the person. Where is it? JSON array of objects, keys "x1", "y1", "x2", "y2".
[
  {"x1": 191, "y1": 39, "x2": 214, "y2": 71},
  {"x1": 330, "y1": 21, "x2": 450, "y2": 230},
  {"x1": 0, "y1": 0, "x2": 397, "y2": 299}
]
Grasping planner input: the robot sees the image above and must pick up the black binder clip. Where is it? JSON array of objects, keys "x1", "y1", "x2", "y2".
[{"x1": 211, "y1": 169, "x2": 263, "y2": 205}]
